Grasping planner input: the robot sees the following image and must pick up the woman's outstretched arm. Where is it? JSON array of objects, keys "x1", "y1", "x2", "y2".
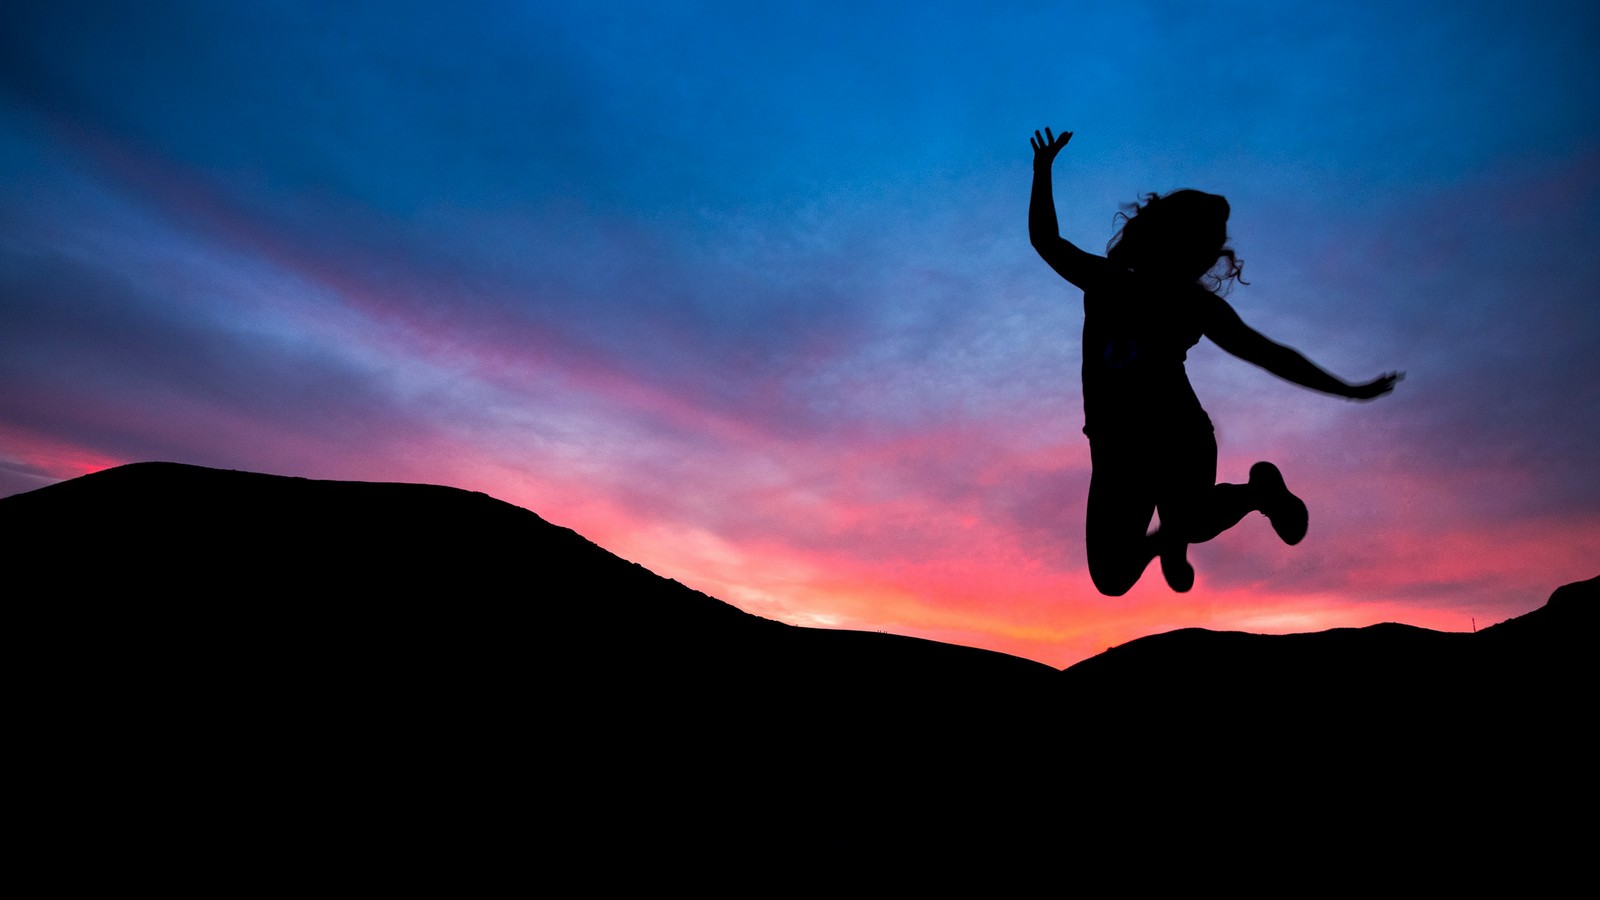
[
  {"x1": 1206, "y1": 300, "x2": 1403, "y2": 400},
  {"x1": 1029, "y1": 127, "x2": 1108, "y2": 290}
]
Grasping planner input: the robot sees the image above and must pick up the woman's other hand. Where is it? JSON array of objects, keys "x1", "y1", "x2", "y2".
[
  {"x1": 1347, "y1": 371, "x2": 1404, "y2": 400},
  {"x1": 1031, "y1": 127, "x2": 1072, "y2": 170}
]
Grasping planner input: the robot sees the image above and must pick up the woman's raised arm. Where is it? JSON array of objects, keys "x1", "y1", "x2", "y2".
[{"x1": 1029, "y1": 127, "x2": 1109, "y2": 291}]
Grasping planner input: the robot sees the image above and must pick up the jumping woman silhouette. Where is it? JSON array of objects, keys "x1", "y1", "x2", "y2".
[{"x1": 1029, "y1": 127, "x2": 1401, "y2": 595}]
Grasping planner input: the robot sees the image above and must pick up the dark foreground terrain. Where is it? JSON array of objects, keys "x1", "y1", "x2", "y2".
[{"x1": 6, "y1": 463, "x2": 1593, "y2": 873}]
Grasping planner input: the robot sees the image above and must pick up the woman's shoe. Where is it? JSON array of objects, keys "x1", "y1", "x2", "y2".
[
  {"x1": 1159, "y1": 544, "x2": 1195, "y2": 592},
  {"x1": 1250, "y1": 461, "x2": 1308, "y2": 545}
]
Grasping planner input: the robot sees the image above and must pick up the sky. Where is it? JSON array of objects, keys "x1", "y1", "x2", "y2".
[{"x1": 2, "y1": 1, "x2": 1596, "y2": 667}]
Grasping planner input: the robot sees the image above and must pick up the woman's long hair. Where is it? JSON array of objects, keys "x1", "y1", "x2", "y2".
[{"x1": 1106, "y1": 189, "x2": 1246, "y2": 294}]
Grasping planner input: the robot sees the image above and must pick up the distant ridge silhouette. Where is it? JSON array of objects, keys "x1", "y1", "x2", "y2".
[{"x1": 5, "y1": 463, "x2": 1593, "y2": 870}]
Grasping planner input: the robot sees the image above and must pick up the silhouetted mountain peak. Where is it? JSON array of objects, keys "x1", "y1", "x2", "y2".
[{"x1": 4, "y1": 462, "x2": 1592, "y2": 863}]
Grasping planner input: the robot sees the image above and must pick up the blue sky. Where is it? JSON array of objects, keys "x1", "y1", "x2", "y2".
[{"x1": 3, "y1": 1, "x2": 1597, "y2": 664}]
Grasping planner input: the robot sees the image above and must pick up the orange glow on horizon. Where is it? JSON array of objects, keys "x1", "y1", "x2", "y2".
[
  {"x1": 6, "y1": 434, "x2": 1590, "y2": 672},
  {"x1": 0, "y1": 425, "x2": 126, "y2": 485}
]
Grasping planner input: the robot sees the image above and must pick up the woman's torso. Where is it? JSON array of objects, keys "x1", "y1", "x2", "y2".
[{"x1": 1080, "y1": 272, "x2": 1218, "y2": 438}]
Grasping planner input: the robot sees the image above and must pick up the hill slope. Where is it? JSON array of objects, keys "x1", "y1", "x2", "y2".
[{"x1": 5, "y1": 462, "x2": 1593, "y2": 865}]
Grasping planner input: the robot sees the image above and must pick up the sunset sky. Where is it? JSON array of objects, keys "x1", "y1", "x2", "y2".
[{"x1": 4, "y1": 1, "x2": 1596, "y2": 667}]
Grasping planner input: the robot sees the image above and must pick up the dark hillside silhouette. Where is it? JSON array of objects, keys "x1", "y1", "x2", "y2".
[
  {"x1": 5, "y1": 463, "x2": 1592, "y2": 868},
  {"x1": 2, "y1": 461, "x2": 1055, "y2": 684}
]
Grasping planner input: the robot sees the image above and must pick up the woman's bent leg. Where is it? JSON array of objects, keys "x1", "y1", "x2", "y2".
[
  {"x1": 1185, "y1": 482, "x2": 1257, "y2": 543},
  {"x1": 1086, "y1": 439, "x2": 1158, "y2": 596},
  {"x1": 1152, "y1": 430, "x2": 1255, "y2": 592},
  {"x1": 1160, "y1": 433, "x2": 1288, "y2": 546}
]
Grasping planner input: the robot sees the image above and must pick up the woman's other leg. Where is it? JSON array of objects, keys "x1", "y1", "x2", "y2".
[
  {"x1": 1162, "y1": 433, "x2": 1300, "y2": 547},
  {"x1": 1160, "y1": 431, "x2": 1249, "y2": 545},
  {"x1": 1086, "y1": 439, "x2": 1159, "y2": 596}
]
